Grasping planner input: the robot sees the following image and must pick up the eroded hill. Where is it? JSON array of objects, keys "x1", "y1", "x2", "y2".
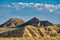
[
  {"x1": 0, "y1": 18, "x2": 24, "y2": 27},
  {"x1": 0, "y1": 17, "x2": 60, "y2": 37},
  {"x1": 0, "y1": 25, "x2": 60, "y2": 37}
]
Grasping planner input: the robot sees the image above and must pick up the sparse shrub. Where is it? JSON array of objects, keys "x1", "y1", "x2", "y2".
[
  {"x1": 47, "y1": 30, "x2": 57, "y2": 37},
  {"x1": 48, "y1": 28, "x2": 51, "y2": 31},
  {"x1": 57, "y1": 30, "x2": 60, "y2": 33},
  {"x1": 37, "y1": 29, "x2": 45, "y2": 37}
]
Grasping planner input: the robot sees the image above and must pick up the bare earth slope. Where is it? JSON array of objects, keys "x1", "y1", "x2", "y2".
[
  {"x1": 0, "y1": 18, "x2": 24, "y2": 27},
  {"x1": 0, "y1": 17, "x2": 60, "y2": 37},
  {"x1": 0, "y1": 25, "x2": 60, "y2": 37}
]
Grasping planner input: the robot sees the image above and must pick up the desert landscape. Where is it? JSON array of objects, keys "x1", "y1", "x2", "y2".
[
  {"x1": 0, "y1": 17, "x2": 60, "y2": 40},
  {"x1": 0, "y1": 0, "x2": 60, "y2": 40}
]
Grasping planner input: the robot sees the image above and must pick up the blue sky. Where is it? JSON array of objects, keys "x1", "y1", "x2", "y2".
[
  {"x1": 0, "y1": 0, "x2": 60, "y2": 24},
  {"x1": 0, "y1": 0, "x2": 60, "y2": 5}
]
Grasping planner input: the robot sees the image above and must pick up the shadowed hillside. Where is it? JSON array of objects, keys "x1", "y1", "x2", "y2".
[
  {"x1": 0, "y1": 18, "x2": 24, "y2": 28},
  {"x1": 17, "y1": 17, "x2": 53, "y2": 27},
  {"x1": 0, "y1": 25, "x2": 59, "y2": 37},
  {"x1": 56, "y1": 24, "x2": 60, "y2": 27},
  {"x1": 0, "y1": 17, "x2": 60, "y2": 37}
]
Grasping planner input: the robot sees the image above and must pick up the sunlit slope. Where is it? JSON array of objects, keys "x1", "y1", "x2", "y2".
[
  {"x1": 0, "y1": 25, "x2": 60, "y2": 37},
  {"x1": 0, "y1": 27, "x2": 18, "y2": 33},
  {"x1": 0, "y1": 18, "x2": 24, "y2": 27},
  {"x1": 0, "y1": 17, "x2": 60, "y2": 37}
]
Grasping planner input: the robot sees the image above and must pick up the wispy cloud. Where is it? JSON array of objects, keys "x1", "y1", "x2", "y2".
[
  {"x1": 0, "y1": 2, "x2": 60, "y2": 24},
  {"x1": 0, "y1": 2, "x2": 60, "y2": 13}
]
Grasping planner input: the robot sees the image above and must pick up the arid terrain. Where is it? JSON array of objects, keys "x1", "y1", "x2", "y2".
[{"x1": 0, "y1": 17, "x2": 60, "y2": 40}]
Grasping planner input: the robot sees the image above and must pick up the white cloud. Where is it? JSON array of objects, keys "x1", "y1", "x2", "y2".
[
  {"x1": 44, "y1": 4, "x2": 58, "y2": 12},
  {"x1": 1, "y1": 2, "x2": 60, "y2": 13},
  {"x1": 57, "y1": 5, "x2": 60, "y2": 8},
  {"x1": 34, "y1": 3, "x2": 43, "y2": 7},
  {"x1": 49, "y1": 9, "x2": 54, "y2": 12}
]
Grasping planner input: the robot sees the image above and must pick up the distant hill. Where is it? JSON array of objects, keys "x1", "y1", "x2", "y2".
[
  {"x1": 17, "y1": 17, "x2": 53, "y2": 27},
  {"x1": 0, "y1": 18, "x2": 24, "y2": 28},
  {"x1": 0, "y1": 17, "x2": 60, "y2": 37},
  {"x1": 56, "y1": 24, "x2": 60, "y2": 27}
]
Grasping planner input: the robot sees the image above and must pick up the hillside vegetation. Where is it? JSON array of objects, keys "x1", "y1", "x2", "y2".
[{"x1": 0, "y1": 17, "x2": 60, "y2": 40}]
